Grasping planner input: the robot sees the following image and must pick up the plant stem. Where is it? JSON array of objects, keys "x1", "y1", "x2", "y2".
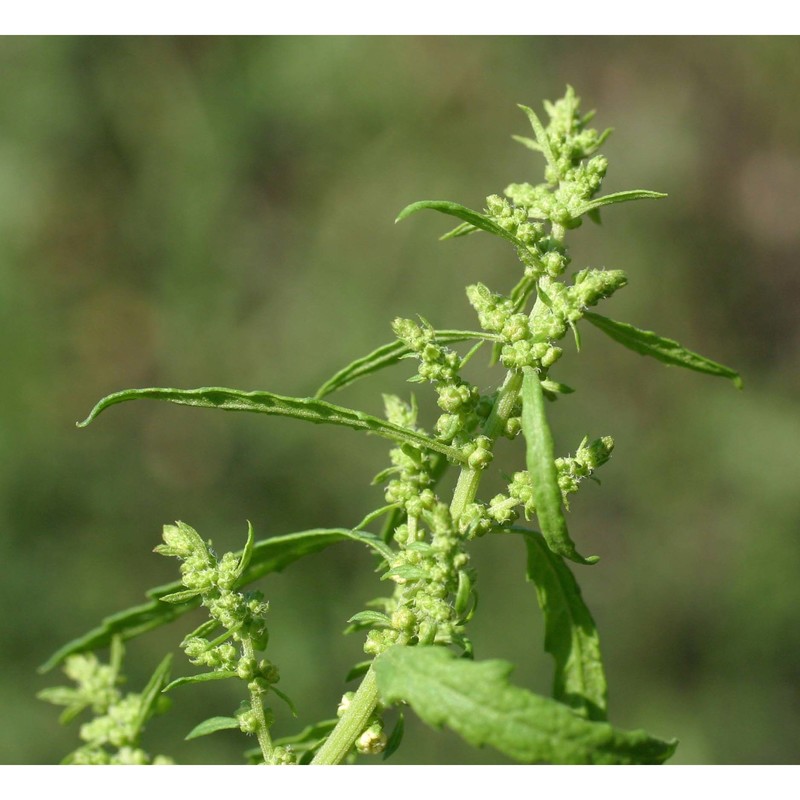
[
  {"x1": 310, "y1": 665, "x2": 379, "y2": 765},
  {"x1": 315, "y1": 341, "x2": 526, "y2": 765},
  {"x1": 449, "y1": 369, "x2": 523, "y2": 519},
  {"x1": 242, "y1": 638, "x2": 275, "y2": 764}
]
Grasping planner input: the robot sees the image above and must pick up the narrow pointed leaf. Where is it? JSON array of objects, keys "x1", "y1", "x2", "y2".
[
  {"x1": 159, "y1": 588, "x2": 204, "y2": 604},
  {"x1": 347, "y1": 611, "x2": 392, "y2": 628},
  {"x1": 574, "y1": 190, "x2": 667, "y2": 216},
  {"x1": 439, "y1": 221, "x2": 478, "y2": 240},
  {"x1": 274, "y1": 719, "x2": 338, "y2": 747},
  {"x1": 315, "y1": 330, "x2": 498, "y2": 399},
  {"x1": 382, "y1": 712, "x2": 405, "y2": 761},
  {"x1": 163, "y1": 670, "x2": 237, "y2": 692},
  {"x1": 374, "y1": 646, "x2": 676, "y2": 764},
  {"x1": 133, "y1": 654, "x2": 173, "y2": 735},
  {"x1": 517, "y1": 104, "x2": 557, "y2": 171},
  {"x1": 521, "y1": 368, "x2": 598, "y2": 565},
  {"x1": 271, "y1": 685, "x2": 298, "y2": 716},
  {"x1": 185, "y1": 716, "x2": 240, "y2": 740},
  {"x1": 40, "y1": 528, "x2": 369, "y2": 672},
  {"x1": 511, "y1": 134, "x2": 543, "y2": 153},
  {"x1": 234, "y1": 521, "x2": 255, "y2": 583},
  {"x1": 514, "y1": 528, "x2": 607, "y2": 720},
  {"x1": 584, "y1": 313, "x2": 742, "y2": 388},
  {"x1": 78, "y1": 387, "x2": 465, "y2": 463},
  {"x1": 395, "y1": 200, "x2": 529, "y2": 249}
]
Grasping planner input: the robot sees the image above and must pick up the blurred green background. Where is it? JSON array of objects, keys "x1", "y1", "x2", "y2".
[{"x1": 3, "y1": 36, "x2": 798, "y2": 764}]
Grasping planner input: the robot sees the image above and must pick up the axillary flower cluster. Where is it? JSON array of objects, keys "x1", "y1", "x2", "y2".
[{"x1": 355, "y1": 87, "x2": 622, "y2": 661}]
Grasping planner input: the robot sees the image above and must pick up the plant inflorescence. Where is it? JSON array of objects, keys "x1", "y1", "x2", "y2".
[{"x1": 40, "y1": 87, "x2": 740, "y2": 765}]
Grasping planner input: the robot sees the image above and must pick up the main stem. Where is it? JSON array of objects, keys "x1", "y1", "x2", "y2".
[
  {"x1": 310, "y1": 666, "x2": 378, "y2": 765},
  {"x1": 313, "y1": 368, "x2": 524, "y2": 765},
  {"x1": 450, "y1": 368, "x2": 523, "y2": 519}
]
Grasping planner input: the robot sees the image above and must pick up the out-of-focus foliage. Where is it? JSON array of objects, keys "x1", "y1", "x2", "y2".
[{"x1": 3, "y1": 37, "x2": 798, "y2": 764}]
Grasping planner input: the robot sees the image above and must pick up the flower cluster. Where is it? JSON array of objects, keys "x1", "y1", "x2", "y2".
[
  {"x1": 156, "y1": 521, "x2": 293, "y2": 765},
  {"x1": 37, "y1": 640, "x2": 172, "y2": 765}
]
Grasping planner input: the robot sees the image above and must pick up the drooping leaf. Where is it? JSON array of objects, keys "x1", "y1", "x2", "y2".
[
  {"x1": 382, "y1": 712, "x2": 405, "y2": 761},
  {"x1": 132, "y1": 653, "x2": 173, "y2": 736},
  {"x1": 395, "y1": 200, "x2": 529, "y2": 249},
  {"x1": 78, "y1": 387, "x2": 465, "y2": 463},
  {"x1": 185, "y1": 716, "x2": 240, "y2": 740},
  {"x1": 271, "y1": 685, "x2": 298, "y2": 716},
  {"x1": 315, "y1": 331, "x2": 498, "y2": 399},
  {"x1": 374, "y1": 646, "x2": 676, "y2": 765},
  {"x1": 163, "y1": 670, "x2": 237, "y2": 692},
  {"x1": 514, "y1": 528, "x2": 607, "y2": 721},
  {"x1": 521, "y1": 368, "x2": 598, "y2": 565},
  {"x1": 40, "y1": 528, "x2": 375, "y2": 672},
  {"x1": 574, "y1": 189, "x2": 667, "y2": 216},
  {"x1": 584, "y1": 312, "x2": 742, "y2": 388}
]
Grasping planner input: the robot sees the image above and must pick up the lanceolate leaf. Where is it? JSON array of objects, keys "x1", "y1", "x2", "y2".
[
  {"x1": 584, "y1": 313, "x2": 743, "y2": 388},
  {"x1": 517, "y1": 104, "x2": 558, "y2": 171},
  {"x1": 574, "y1": 189, "x2": 667, "y2": 216},
  {"x1": 78, "y1": 387, "x2": 465, "y2": 463},
  {"x1": 515, "y1": 528, "x2": 607, "y2": 721},
  {"x1": 185, "y1": 716, "x2": 240, "y2": 740},
  {"x1": 133, "y1": 654, "x2": 173, "y2": 736},
  {"x1": 40, "y1": 528, "x2": 381, "y2": 672},
  {"x1": 374, "y1": 646, "x2": 676, "y2": 765},
  {"x1": 521, "y1": 368, "x2": 598, "y2": 565},
  {"x1": 395, "y1": 200, "x2": 529, "y2": 249},
  {"x1": 164, "y1": 671, "x2": 237, "y2": 692},
  {"x1": 440, "y1": 221, "x2": 478, "y2": 240},
  {"x1": 315, "y1": 331, "x2": 500, "y2": 399}
]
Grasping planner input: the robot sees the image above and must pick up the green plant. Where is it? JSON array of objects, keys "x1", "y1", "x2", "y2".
[{"x1": 40, "y1": 87, "x2": 740, "y2": 765}]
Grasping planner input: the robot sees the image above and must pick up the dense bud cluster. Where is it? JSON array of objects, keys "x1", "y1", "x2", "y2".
[
  {"x1": 39, "y1": 646, "x2": 173, "y2": 765},
  {"x1": 156, "y1": 521, "x2": 294, "y2": 764}
]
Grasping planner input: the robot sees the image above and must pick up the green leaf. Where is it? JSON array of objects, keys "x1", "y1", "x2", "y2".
[
  {"x1": 521, "y1": 368, "x2": 598, "y2": 565},
  {"x1": 316, "y1": 331, "x2": 498, "y2": 399},
  {"x1": 574, "y1": 189, "x2": 667, "y2": 216},
  {"x1": 511, "y1": 134, "x2": 543, "y2": 153},
  {"x1": 584, "y1": 313, "x2": 743, "y2": 388},
  {"x1": 274, "y1": 719, "x2": 338, "y2": 747},
  {"x1": 271, "y1": 685, "x2": 298, "y2": 717},
  {"x1": 345, "y1": 661, "x2": 372, "y2": 682},
  {"x1": 395, "y1": 200, "x2": 529, "y2": 249},
  {"x1": 234, "y1": 521, "x2": 255, "y2": 583},
  {"x1": 185, "y1": 716, "x2": 240, "y2": 740},
  {"x1": 133, "y1": 653, "x2": 173, "y2": 736},
  {"x1": 439, "y1": 221, "x2": 478, "y2": 240},
  {"x1": 78, "y1": 386, "x2": 465, "y2": 463},
  {"x1": 374, "y1": 646, "x2": 676, "y2": 764},
  {"x1": 515, "y1": 528, "x2": 607, "y2": 721},
  {"x1": 382, "y1": 712, "x2": 405, "y2": 761},
  {"x1": 163, "y1": 670, "x2": 237, "y2": 692},
  {"x1": 517, "y1": 104, "x2": 557, "y2": 171},
  {"x1": 39, "y1": 528, "x2": 366, "y2": 672},
  {"x1": 273, "y1": 719, "x2": 338, "y2": 763},
  {"x1": 159, "y1": 588, "x2": 204, "y2": 604},
  {"x1": 347, "y1": 610, "x2": 392, "y2": 628}
]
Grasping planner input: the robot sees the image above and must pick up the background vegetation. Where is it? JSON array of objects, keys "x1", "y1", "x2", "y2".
[{"x1": 3, "y1": 36, "x2": 798, "y2": 764}]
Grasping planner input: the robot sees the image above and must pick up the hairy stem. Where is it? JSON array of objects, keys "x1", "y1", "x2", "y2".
[
  {"x1": 242, "y1": 638, "x2": 274, "y2": 764},
  {"x1": 310, "y1": 666, "x2": 378, "y2": 765}
]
